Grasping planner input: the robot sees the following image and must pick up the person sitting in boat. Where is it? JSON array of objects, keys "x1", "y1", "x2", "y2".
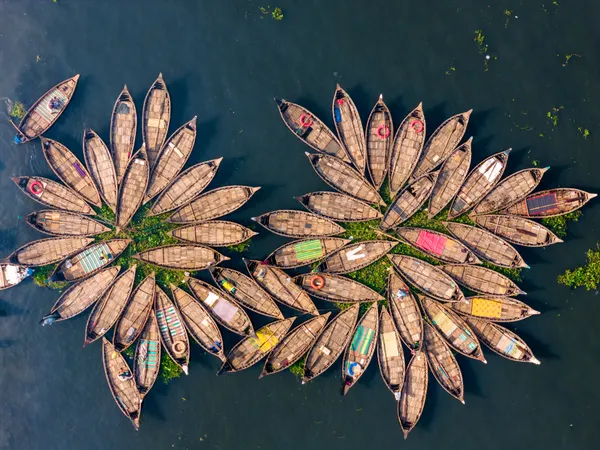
[
  {"x1": 40, "y1": 312, "x2": 61, "y2": 326},
  {"x1": 118, "y1": 370, "x2": 133, "y2": 381},
  {"x1": 48, "y1": 96, "x2": 62, "y2": 113}
]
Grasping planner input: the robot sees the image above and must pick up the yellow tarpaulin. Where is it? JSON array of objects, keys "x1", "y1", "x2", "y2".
[
  {"x1": 250, "y1": 328, "x2": 279, "y2": 353},
  {"x1": 472, "y1": 298, "x2": 503, "y2": 319}
]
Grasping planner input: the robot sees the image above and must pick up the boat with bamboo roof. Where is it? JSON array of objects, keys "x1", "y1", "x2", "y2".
[
  {"x1": 302, "y1": 303, "x2": 360, "y2": 383},
  {"x1": 387, "y1": 255, "x2": 465, "y2": 303},
  {"x1": 101, "y1": 338, "x2": 142, "y2": 430},
  {"x1": 133, "y1": 244, "x2": 228, "y2": 271},
  {"x1": 275, "y1": 98, "x2": 349, "y2": 162},
  {"x1": 387, "y1": 271, "x2": 423, "y2": 351},
  {"x1": 134, "y1": 311, "x2": 161, "y2": 397},
  {"x1": 448, "y1": 149, "x2": 511, "y2": 219},
  {"x1": 423, "y1": 322, "x2": 464, "y2": 403},
  {"x1": 366, "y1": 95, "x2": 393, "y2": 188},
  {"x1": 13, "y1": 74, "x2": 79, "y2": 144},
  {"x1": 169, "y1": 221, "x2": 257, "y2": 247},
  {"x1": 26, "y1": 210, "x2": 109, "y2": 237},
  {"x1": 110, "y1": 85, "x2": 137, "y2": 183},
  {"x1": 260, "y1": 313, "x2": 331, "y2": 378},
  {"x1": 264, "y1": 237, "x2": 350, "y2": 269},
  {"x1": 305, "y1": 153, "x2": 385, "y2": 206},
  {"x1": 219, "y1": 317, "x2": 296, "y2": 374},
  {"x1": 11, "y1": 176, "x2": 95, "y2": 215},
  {"x1": 168, "y1": 186, "x2": 260, "y2": 223},
  {"x1": 116, "y1": 146, "x2": 150, "y2": 229},
  {"x1": 342, "y1": 302, "x2": 379, "y2": 395},
  {"x1": 394, "y1": 227, "x2": 480, "y2": 265},
  {"x1": 142, "y1": 73, "x2": 171, "y2": 167},
  {"x1": 452, "y1": 295, "x2": 539, "y2": 322},
  {"x1": 83, "y1": 129, "x2": 119, "y2": 212},
  {"x1": 332, "y1": 84, "x2": 366, "y2": 172},
  {"x1": 187, "y1": 278, "x2": 254, "y2": 336},
  {"x1": 377, "y1": 306, "x2": 405, "y2": 400},
  {"x1": 318, "y1": 240, "x2": 397, "y2": 274},
  {"x1": 0, "y1": 264, "x2": 32, "y2": 290},
  {"x1": 252, "y1": 210, "x2": 345, "y2": 238},
  {"x1": 155, "y1": 286, "x2": 190, "y2": 375},
  {"x1": 294, "y1": 273, "x2": 384, "y2": 303},
  {"x1": 472, "y1": 214, "x2": 562, "y2": 247},
  {"x1": 500, "y1": 188, "x2": 597, "y2": 218},
  {"x1": 9, "y1": 236, "x2": 93, "y2": 267},
  {"x1": 397, "y1": 352, "x2": 428, "y2": 439},
  {"x1": 296, "y1": 191, "x2": 382, "y2": 222},
  {"x1": 441, "y1": 264, "x2": 525, "y2": 296}
]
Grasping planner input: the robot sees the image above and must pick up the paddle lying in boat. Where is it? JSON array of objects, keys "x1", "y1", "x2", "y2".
[
  {"x1": 387, "y1": 270, "x2": 423, "y2": 351},
  {"x1": 451, "y1": 295, "x2": 539, "y2": 322},
  {"x1": 168, "y1": 221, "x2": 257, "y2": 247},
  {"x1": 394, "y1": 227, "x2": 480, "y2": 265},
  {"x1": 366, "y1": 95, "x2": 393, "y2": 188},
  {"x1": 441, "y1": 264, "x2": 525, "y2": 296},
  {"x1": 134, "y1": 311, "x2": 161, "y2": 397},
  {"x1": 294, "y1": 273, "x2": 384, "y2": 303},
  {"x1": 0, "y1": 264, "x2": 32, "y2": 290},
  {"x1": 134, "y1": 244, "x2": 229, "y2": 271},
  {"x1": 83, "y1": 129, "x2": 119, "y2": 212},
  {"x1": 116, "y1": 146, "x2": 150, "y2": 229},
  {"x1": 332, "y1": 84, "x2": 366, "y2": 173},
  {"x1": 26, "y1": 210, "x2": 109, "y2": 237},
  {"x1": 377, "y1": 306, "x2": 405, "y2": 400},
  {"x1": 155, "y1": 286, "x2": 190, "y2": 375},
  {"x1": 264, "y1": 237, "x2": 351, "y2": 269},
  {"x1": 142, "y1": 73, "x2": 171, "y2": 167},
  {"x1": 110, "y1": 85, "x2": 137, "y2": 184},
  {"x1": 318, "y1": 240, "x2": 397, "y2": 274},
  {"x1": 397, "y1": 352, "x2": 428, "y2": 439},
  {"x1": 11, "y1": 176, "x2": 95, "y2": 215},
  {"x1": 251, "y1": 210, "x2": 345, "y2": 238},
  {"x1": 500, "y1": 188, "x2": 597, "y2": 218},
  {"x1": 296, "y1": 191, "x2": 382, "y2": 222},
  {"x1": 472, "y1": 214, "x2": 562, "y2": 247},
  {"x1": 9, "y1": 236, "x2": 93, "y2": 267}
]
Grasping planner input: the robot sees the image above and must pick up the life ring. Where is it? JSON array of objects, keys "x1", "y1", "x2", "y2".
[
  {"x1": 300, "y1": 114, "x2": 313, "y2": 128},
  {"x1": 310, "y1": 275, "x2": 325, "y2": 290},
  {"x1": 377, "y1": 124, "x2": 390, "y2": 139},
  {"x1": 29, "y1": 180, "x2": 44, "y2": 195},
  {"x1": 411, "y1": 119, "x2": 424, "y2": 133},
  {"x1": 173, "y1": 341, "x2": 187, "y2": 355}
]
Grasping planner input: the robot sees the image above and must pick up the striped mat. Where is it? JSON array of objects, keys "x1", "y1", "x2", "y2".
[
  {"x1": 76, "y1": 243, "x2": 112, "y2": 274},
  {"x1": 293, "y1": 239, "x2": 323, "y2": 261},
  {"x1": 350, "y1": 325, "x2": 375, "y2": 355},
  {"x1": 157, "y1": 306, "x2": 185, "y2": 338},
  {"x1": 138, "y1": 340, "x2": 159, "y2": 368}
]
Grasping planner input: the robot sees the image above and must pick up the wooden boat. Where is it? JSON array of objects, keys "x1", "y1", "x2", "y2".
[
  {"x1": 243, "y1": 259, "x2": 318, "y2": 315},
  {"x1": 397, "y1": 352, "x2": 428, "y2": 439},
  {"x1": 0, "y1": 264, "x2": 32, "y2": 290},
  {"x1": 441, "y1": 264, "x2": 525, "y2": 296},
  {"x1": 260, "y1": 313, "x2": 331, "y2": 378},
  {"x1": 142, "y1": 73, "x2": 171, "y2": 167},
  {"x1": 149, "y1": 158, "x2": 222, "y2": 215},
  {"x1": 366, "y1": 95, "x2": 393, "y2": 188},
  {"x1": 293, "y1": 273, "x2": 384, "y2": 303},
  {"x1": 168, "y1": 186, "x2": 260, "y2": 223},
  {"x1": 296, "y1": 191, "x2": 382, "y2": 222},
  {"x1": 9, "y1": 236, "x2": 93, "y2": 267},
  {"x1": 419, "y1": 295, "x2": 486, "y2": 362},
  {"x1": 423, "y1": 322, "x2": 464, "y2": 403},
  {"x1": 472, "y1": 214, "x2": 562, "y2": 247},
  {"x1": 264, "y1": 237, "x2": 351, "y2": 269},
  {"x1": 318, "y1": 240, "x2": 397, "y2": 274},
  {"x1": 133, "y1": 244, "x2": 228, "y2": 271},
  {"x1": 377, "y1": 306, "x2": 405, "y2": 400},
  {"x1": 13, "y1": 74, "x2": 79, "y2": 144},
  {"x1": 302, "y1": 303, "x2": 360, "y2": 383},
  {"x1": 394, "y1": 227, "x2": 480, "y2": 265},
  {"x1": 134, "y1": 311, "x2": 161, "y2": 397},
  {"x1": 155, "y1": 286, "x2": 190, "y2": 375},
  {"x1": 187, "y1": 278, "x2": 254, "y2": 336},
  {"x1": 445, "y1": 222, "x2": 528, "y2": 269},
  {"x1": 219, "y1": 317, "x2": 296, "y2": 374},
  {"x1": 113, "y1": 272, "x2": 156, "y2": 352},
  {"x1": 209, "y1": 267, "x2": 283, "y2": 319},
  {"x1": 379, "y1": 172, "x2": 438, "y2": 230},
  {"x1": 388, "y1": 103, "x2": 426, "y2": 196},
  {"x1": 275, "y1": 99, "x2": 349, "y2": 162},
  {"x1": 305, "y1": 153, "x2": 385, "y2": 206},
  {"x1": 40, "y1": 266, "x2": 119, "y2": 325},
  {"x1": 500, "y1": 188, "x2": 597, "y2": 218},
  {"x1": 448, "y1": 149, "x2": 511, "y2": 219},
  {"x1": 251, "y1": 210, "x2": 344, "y2": 238},
  {"x1": 387, "y1": 255, "x2": 465, "y2": 303},
  {"x1": 26, "y1": 210, "x2": 109, "y2": 237},
  {"x1": 84, "y1": 265, "x2": 137, "y2": 346},
  {"x1": 83, "y1": 129, "x2": 119, "y2": 212},
  {"x1": 145, "y1": 117, "x2": 197, "y2": 201},
  {"x1": 168, "y1": 221, "x2": 257, "y2": 247},
  {"x1": 451, "y1": 295, "x2": 539, "y2": 322},
  {"x1": 110, "y1": 85, "x2": 137, "y2": 183},
  {"x1": 116, "y1": 146, "x2": 150, "y2": 229},
  {"x1": 472, "y1": 167, "x2": 549, "y2": 215},
  {"x1": 428, "y1": 139, "x2": 472, "y2": 218},
  {"x1": 11, "y1": 176, "x2": 95, "y2": 215},
  {"x1": 465, "y1": 317, "x2": 540, "y2": 364},
  {"x1": 332, "y1": 84, "x2": 366, "y2": 172},
  {"x1": 171, "y1": 285, "x2": 226, "y2": 361},
  {"x1": 101, "y1": 338, "x2": 142, "y2": 430},
  {"x1": 387, "y1": 271, "x2": 423, "y2": 350},
  {"x1": 342, "y1": 302, "x2": 379, "y2": 395}
]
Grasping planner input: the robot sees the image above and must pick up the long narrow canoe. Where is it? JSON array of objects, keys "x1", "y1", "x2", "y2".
[
  {"x1": 134, "y1": 244, "x2": 228, "y2": 271},
  {"x1": 441, "y1": 264, "x2": 525, "y2": 296},
  {"x1": 294, "y1": 273, "x2": 383, "y2": 303},
  {"x1": 377, "y1": 306, "x2": 405, "y2": 400},
  {"x1": 448, "y1": 149, "x2": 511, "y2": 219},
  {"x1": 9, "y1": 236, "x2": 93, "y2": 267},
  {"x1": 318, "y1": 240, "x2": 397, "y2": 274},
  {"x1": 302, "y1": 303, "x2": 360, "y2": 383},
  {"x1": 452, "y1": 295, "x2": 539, "y2": 322},
  {"x1": 168, "y1": 221, "x2": 257, "y2": 247},
  {"x1": 134, "y1": 311, "x2": 161, "y2": 397},
  {"x1": 14, "y1": 74, "x2": 79, "y2": 144},
  {"x1": 83, "y1": 129, "x2": 119, "y2": 212},
  {"x1": 116, "y1": 147, "x2": 150, "y2": 229},
  {"x1": 0, "y1": 264, "x2": 32, "y2": 290},
  {"x1": 366, "y1": 95, "x2": 393, "y2": 188},
  {"x1": 387, "y1": 271, "x2": 423, "y2": 351},
  {"x1": 264, "y1": 237, "x2": 351, "y2": 269},
  {"x1": 142, "y1": 73, "x2": 171, "y2": 167},
  {"x1": 472, "y1": 214, "x2": 562, "y2": 247},
  {"x1": 12, "y1": 176, "x2": 95, "y2": 215},
  {"x1": 26, "y1": 210, "x2": 109, "y2": 237},
  {"x1": 155, "y1": 286, "x2": 190, "y2": 375},
  {"x1": 110, "y1": 85, "x2": 137, "y2": 183},
  {"x1": 332, "y1": 84, "x2": 366, "y2": 172},
  {"x1": 296, "y1": 191, "x2": 382, "y2": 222},
  {"x1": 394, "y1": 227, "x2": 480, "y2": 265},
  {"x1": 252, "y1": 210, "x2": 344, "y2": 238},
  {"x1": 500, "y1": 188, "x2": 597, "y2": 218},
  {"x1": 398, "y1": 352, "x2": 428, "y2": 439}
]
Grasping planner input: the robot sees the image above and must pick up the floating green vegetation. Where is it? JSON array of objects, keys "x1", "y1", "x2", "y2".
[
  {"x1": 558, "y1": 243, "x2": 600, "y2": 290},
  {"x1": 227, "y1": 239, "x2": 252, "y2": 253},
  {"x1": 578, "y1": 127, "x2": 590, "y2": 139},
  {"x1": 541, "y1": 211, "x2": 582, "y2": 238},
  {"x1": 473, "y1": 30, "x2": 488, "y2": 53},
  {"x1": 259, "y1": 6, "x2": 283, "y2": 21},
  {"x1": 288, "y1": 355, "x2": 305, "y2": 378},
  {"x1": 9, "y1": 101, "x2": 26, "y2": 120},
  {"x1": 32, "y1": 264, "x2": 70, "y2": 290},
  {"x1": 160, "y1": 353, "x2": 184, "y2": 383},
  {"x1": 562, "y1": 53, "x2": 581, "y2": 67},
  {"x1": 546, "y1": 106, "x2": 564, "y2": 128},
  {"x1": 445, "y1": 66, "x2": 456, "y2": 76},
  {"x1": 504, "y1": 10, "x2": 512, "y2": 28},
  {"x1": 532, "y1": 159, "x2": 540, "y2": 167}
]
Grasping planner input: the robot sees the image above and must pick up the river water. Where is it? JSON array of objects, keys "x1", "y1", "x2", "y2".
[{"x1": 1, "y1": 1, "x2": 599, "y2": 449}]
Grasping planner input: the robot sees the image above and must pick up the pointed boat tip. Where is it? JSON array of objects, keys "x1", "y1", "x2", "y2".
[
  {"x1": 304, "y1": 151, "x2": 311, "y2": 157},
  {"x1": 531, "y1": 357, "x2": 541, "y2": 365},
  {"x1": 403, "y1": 431, "x2": 409, "y2": 440},
  {"x1": 73, "y1": 74, "x2": 81, "y2": 81},
  {"x1": 379, "y1": 93, "x2": 383, "y2": 100},
  {"x1": 465, "y1": 109, "x2": 473, "y2": 116},
  {"x1": 158, "y1": 72, "x2": 163, "y2": 79},
  {"x1": 417, "y1": 101, "x2": 423, "y2": 109},
  {"x1": 251, "y1": 186, "x2": 261, "y2": 193},
  {"x1": 531, "y1": 309, "x2": 541, "y2": 315},
  {"x1": 461, "y1": 399, "x2": 466, "y2": 405},
  {"x1": 258, "y1": 372, "x2": 266, "y2": 380},
  {"x1": 482, "y1": 358, "x2": 488, "y2": 365},
  {"x1": 182, "y1": 365, "x2": 189, "y2": 375},
  {"x1": 542, "y1": 166, "x2": 551, "y2": 172},
  {"x1": 588, "y1": 193, "x2": 598, "y2": 199},
  {"x1": 250, "y1": 217, "x2": 257, "y2": 222},
  {"x1": 214, "y1": 156, "x2": 224, "y2": 165}
]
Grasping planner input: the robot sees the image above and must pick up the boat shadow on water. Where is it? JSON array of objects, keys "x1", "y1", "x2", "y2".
[
  {"x1": 464, "y1": 108, "x2": 494, "y2": 139},
  {"x1": 458, "y1": 359, "x2": 484, "y2": 398},
  {"x1": 0, "y1": 339, "x2": 15, "y2": 349},
  {"x1": 509, "y1": 330, "x2": 559, "y2": 361},
  {"x1": 0, "y1": 298, "x2": 27, "y2": 317}
]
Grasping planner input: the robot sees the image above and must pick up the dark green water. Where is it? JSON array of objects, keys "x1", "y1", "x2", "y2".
[{"x1": 1, "y1": 1, "x2": 600, "y2": 449}]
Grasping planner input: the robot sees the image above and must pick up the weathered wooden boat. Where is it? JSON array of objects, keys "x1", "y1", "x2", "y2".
[
  {"x1": 377, "y1": 306, "x2": 405, "y2": 400},
  {"x1": 318, "y1": 240, "x2": 397, "y2": 274},
  {"x1": 244, "y1": 259, "x2": 318, "y2": 315},
  {"x1": 394, "y1": 227, "x2": 480, "y2": 265},
  {"x1": 387, "y1": 255, "x2": 465, "y2": 303},
  {"x1": 110, "y1": 85, "x2": 137, "y2": 183},
  {"x1": 332, "y1": 84, "x2": 366, "y2": 172},
  {"x1": 26, "y1": 210, "x2": 109, "y2": 237},
  {"x1": 218, "y1": 317, "x2": 296, "y2": 374},
  {"x1": 134, "y1": 311, "x2": 161, "y2": 397},
  {"x1": 366, "y1": 95, "x2": 393, "y2": 188},
  {"x1": 302, "y1": 303, "x2": 360, "y2": 383},
  {"x1": 116, "y1": 146, "x2": 150, "y2": 229},
  {"x1": 13, "y1": 74, "x2": 79, "y2": 144},
  {"x1": 168, "y1": 221, "x2": 257, "y2": 247},
  {"x1": 296, "y1": 191, "x2": 382, "y2": 222},
  {"x1": 452, "y1": 295, "x2": 539, "y2": 322},
  {"x1": 155, "y1": 286, "x2": 190, "y2": 375},
  {"x1": 168, "y1": 186, "x2": 260, "y2": 223},
  {"x1": 388, "y1": 103, "x2": 426, "y2": 196},
  {"x1": 209, "y1": 267, "x2": 283, "y2": 319},
  {"x1": 83, "y1": 129, "x2": 119, "y2": 212},
  {"x1": 0, "y1": 264, "x2": 32, "y2": 290},
  {"x1": 101, "y1": 338, "x2": 142, "y2": 430},
  {"x1": 275, "y1": 98, "x2": 350, "y2": 162},
  {"x1": 397, "y1": 352, "x2": 428, "y2": 439},
  {"x1": 500, "y1": 188, "x2": 597, "y2": 218},
  {"x1": 9, "y1": 236, "x2": 93, "y2": 267},
  {"x1": 387, "y1": 271, "x2": 423, "y2": 350},
  {"x1": 472, "y1": 214, "x2": 562, "y2": 247},
  {"x1": 448, "y1": 149, "x2": 511, "y2": 219},
  {"x1": 187, "y1": 278, "x2": 254, "y2": 336},
  {"x1": 342, "y1": 302, "x2": 379, "y2": 395},
  {"x1": 11, "y1": 176, "x2": 95, "y2": 215},
  {"x1": 264, "y1": 237, "x2": 351, "y2": 269},
  {"x1": 294, "y1": 273, "x2": 384, "y2": 303},
  {"x1": 133, "y1": 244, "x2": 229, "y2": 271},
  {"x1": 260, "y1": 313, "x2": 331, "y2": 378},
  {"x1": 428, "y1": 139, "x2": 472, "y2": 218},
  {"x1": 445, "y1": 222, "x2": 528, "y2": 269},
  {"x1": 251, "y1": 210, "x2": 345, "y2": 238},
  {"x1": 423, "y1": 322, "x2": 464, "y2": 403},
  {"x1": 472, "y1": 167, "x2": 549, "y2": 216},
  {"x1": 379, "y1": 172, "x2": 438, "y2": 230},
  {"x1": 441, "y1": 264, "x2": 525, "y2": 296},
  {"x1": 142, "y1": 73, "x2": 171, "y2": 167}
]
